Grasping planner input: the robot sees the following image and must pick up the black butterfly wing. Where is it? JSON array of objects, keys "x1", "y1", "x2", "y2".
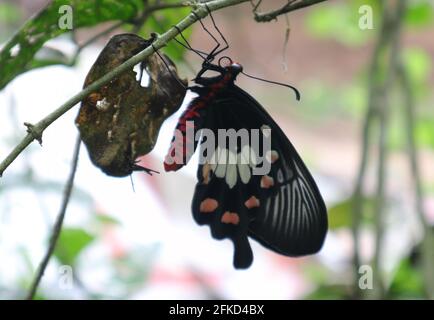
[
  {"x1": 229, "y1": 87, "x2": 328, "y2": 257},
  {"x1": 191, "y1": 96, "x2": 257, "y2": 268},
  {"x1": 191, "y1": 85, "x2": 327, "y2": 268}
]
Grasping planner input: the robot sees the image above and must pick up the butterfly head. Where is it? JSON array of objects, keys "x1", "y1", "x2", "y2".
[
  {"x1": 219, "y1": 56, "x2": 243, "y2": 78},
  {"x1": 227, "y1": 62, "x2": 243, "y2": 74}
]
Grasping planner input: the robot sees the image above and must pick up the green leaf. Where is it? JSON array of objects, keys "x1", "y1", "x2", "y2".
[
  {"x1": 405, "y1": 1, "x2": 434, "y2": 27},
  {"x1": 403, "y1": 48, "x2": 432, "y2": 88},
  {"x1": 95, "y1": 214, "x2": 121, "y2": 226},
  {"x1": 304, "y1": 284, "x2": 350, "y2": 299},
  {"x1": 415, "y1": 117, "x2": 434, "y2": 149},
  {"x1": 137, "y1": 0, "x2": 191, "y2": 62},
  {"x1": 328, "y1": 197, "x2": 375, "y2": 229},
  {"x1": 389, "y1": 258, "x2": 424, "y2": 298},
  {"x1": 304, "y1": 1, "x2": 378, "y2": 46},
  {"x1": 0, "y1": 3, "x2": 21, "y2": 29},
  {"x1": 54, "y1": 227, "x2": 95, "y2": 266},
  {"x1": 0, "y1": 0, "x2": 143, "y2": 90}
]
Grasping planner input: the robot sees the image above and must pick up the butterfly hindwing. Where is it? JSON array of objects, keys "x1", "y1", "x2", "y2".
[
  {"x1": 227, "y1": 86, "x2": 328, "y2": 257},
  {"x1": 191, "y1": 85, "x2": 327, "y2": 268}
]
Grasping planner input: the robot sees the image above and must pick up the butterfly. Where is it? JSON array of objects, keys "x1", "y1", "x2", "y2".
[
  {"x1": 162, "y1": 9, "x2": 327, "y2": 268},
  {"x1": 162, "y1": 54, "x2": 328, "y2": 269}
]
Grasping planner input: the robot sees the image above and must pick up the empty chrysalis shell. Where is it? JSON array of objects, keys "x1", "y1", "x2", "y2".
[{"x1": 76, "y1": 33, "x2": 187, "y2": 177}]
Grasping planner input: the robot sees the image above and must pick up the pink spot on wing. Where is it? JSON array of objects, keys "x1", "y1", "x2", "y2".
[
  {"x1": 200, "y1": 198, "x2": 218, "y2": 213},
  {"x1": 260, "y1": 175, "x2": 275, "y2": 189},
  {"x1": 270, "y1": 150, "x2": 279, "y2": 163},
  {"x1": 221, "y1": 211, "x2": 240, "y2": 225},
  {"x1": 244, "y1": 196, "x2": 260, "y2": 209}
]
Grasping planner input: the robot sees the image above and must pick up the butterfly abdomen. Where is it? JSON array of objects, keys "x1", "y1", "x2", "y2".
[{"x1": 164, "y1": 72, "x2": 235, "y2": 172}]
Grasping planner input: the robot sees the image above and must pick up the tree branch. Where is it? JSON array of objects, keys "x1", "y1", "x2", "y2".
[
  {"x1": 351, "y1": 0, "x2": 406, "y2": 298},
  {"x1": 0, "y1": 0, "x2": 250, "y2": 177},
  {"x1": 351, "y1": 3, "x2": 387, "y2": 298},
  {"x1": 398, "y1": 60, "x2": 434, "y2": 300},
  {"x1": 254, "y1": 0, "x2": 328, "y2": 22},
  {"x1": 26, "y1": 135, "x2": 81, "y2": 300}
]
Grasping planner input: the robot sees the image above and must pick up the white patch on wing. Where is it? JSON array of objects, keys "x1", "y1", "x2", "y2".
[
  {"x1": 208, "y1": 146, "x2": 261, "y2": 188},
  {"x1": 210, "y1": 145, "x2": 220, "y2": 171},
  {"x1": 215, "y1": 147, "x2": 227, "y2": 178},
  {"x1": 225, "y1": 151, "x2": 237, "y2": 189},
  {"x1": 261, "y1": 124, "x2": 271, "y2": 138},
  {"x1": 238, "y1": 163, "x2": 251, "y2": 184}
]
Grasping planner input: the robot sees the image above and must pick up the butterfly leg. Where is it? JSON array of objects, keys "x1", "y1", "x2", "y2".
[
  {"x1": 203, "y1": 4, "x2": 229, "y2": 58},
  {"x1": 128, "y1": 133, "x2": 159, "y2": 176},
  {"x1": 131, "y1": 163, "x2": 159, "y2": 176},
  {"x1": 171, "y1": 25, "x2": 208, "y2": 60}
]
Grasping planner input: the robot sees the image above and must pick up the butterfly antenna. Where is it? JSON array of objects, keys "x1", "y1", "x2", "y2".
[{"x1": 241, "y1": 70, "x2": 301, "y2": 101}]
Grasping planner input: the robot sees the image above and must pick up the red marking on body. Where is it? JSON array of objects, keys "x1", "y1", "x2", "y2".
[
  {"x1": 221, "y1": 211, "x2": 240, "y2": 225},
  {"x1": 260, "y1": 176, "x2": 275, "y2": 189},
  {"x1": 200, "y1": 198, "x2": 218, "y2": 213},
  {"x1": 164, "y1": 74, "x2": 234, "y2": 170},
  {"x1": 244, "y1": 196, "x2": 260, "y2": 209}
]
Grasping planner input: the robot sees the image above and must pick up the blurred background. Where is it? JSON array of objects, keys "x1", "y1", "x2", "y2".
[{"x1": 0, "y1": 0, "x2": 433, "y2": 299}]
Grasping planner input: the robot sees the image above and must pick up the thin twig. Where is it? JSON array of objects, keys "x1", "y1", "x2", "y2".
[
  {"x1": 0, "y1": 0, "x2": 251, "y2": 177},
  {"x1": 398, "y1": 61, "x2": 434, "y2": 299},
  {"x1": 372, "y1": 90, "x2": 388, "y2": 298},
  {"x1": 281, "y1": 13, "x2": 290, "y2": 72},
  {"x1": 351, "y1": 0, "x2": 406, "y2": 299},
  {"x1": 26, "y1": 135, "x2": 81, "y2": 300},
  {"x1": 254, "y1": 0, "x2": 327, "y2": 22},
  {"x1": 371, "y1": 0, "x2": 406, "y2": 300},
  {"x1": 351, "y1": 3, "x2": 388, "y2": 298}
]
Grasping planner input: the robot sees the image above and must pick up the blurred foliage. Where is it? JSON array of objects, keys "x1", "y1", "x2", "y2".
[
  {"x1": 328, "y1": 197, "x2": 375, "y2": 230},
  {"x1": 95, "y1": 214, "x2": 121, "y2": 226},
  {"x1": 0, "y1": 0, "x2": 191, "y2": 91},
  {"x1": 111, "y1": 245, "x2": 159, "y2": 294},
  {"x1": 137, "y1": 0, "x2": 192, "y2": 62},
  {"x1": 0, "y1": 3, "x2": 21, "y2": 24},
  {"x1": 303, "y1": 1, "x2": 434, "y2": 151},
  {"x1": 0, "y1": 0, "x2": 144, "y2": 90},
  {"x1": 1, "y1": 0, "x2": 433, "y2": 300},
  {"x1": 0, "y1": 3, "x2": 22, "y2": 41},
  {"x1": 305, "y1": 284, "x2": 351, "y2": 299},
  {"x1": 305, "y1": 0, "x2": 380, "y2": 46},
  {"x1": 305, "y1": 0, "x2": 433, "y2": 46},
  {"x1": 388, "y1": 258, "x2": 424, "y2": 299},
  {"x1": 405, "y1": 1, "x2": 434, "y2": 28},
  {"x1": 0, "y1": 0, "x2": 190, "y2": 299},
  {"x1": 402, "y1": 48, "x2": 432, "y2": 98},
  {"x1": 303, "y1": 0, "x2": 434, "y2": 300},
  {"x1": 54, "y1": 227, "x2": 95, "y2": 266}
]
